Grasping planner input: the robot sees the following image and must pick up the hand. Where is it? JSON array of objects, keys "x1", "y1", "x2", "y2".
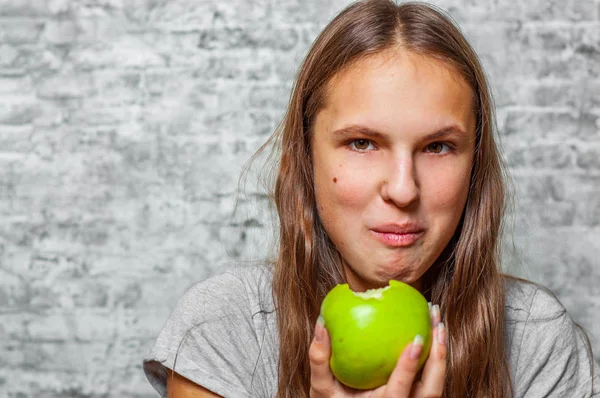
[{"x1": 308, "y1": 303, "x2": 447, "y2": 397}]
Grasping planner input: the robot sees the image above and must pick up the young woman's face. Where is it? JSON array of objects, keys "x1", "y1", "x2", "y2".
[{"x1": 311, "y1": 50, "x2": 476, "y2": 292}]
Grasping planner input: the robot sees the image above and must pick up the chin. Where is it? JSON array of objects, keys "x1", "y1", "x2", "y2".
[{"x1": 376, "y1": 266, "x2": 425, "y2": 290}]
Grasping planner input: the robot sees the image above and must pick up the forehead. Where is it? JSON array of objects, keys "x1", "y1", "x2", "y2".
[{"x1": 318, "y1": 50, "x2": 476, "y2": 136}]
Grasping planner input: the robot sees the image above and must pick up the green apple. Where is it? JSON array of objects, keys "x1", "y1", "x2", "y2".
[{"x1": 319, "y1": 280, "x2": 432, "y2": 390}]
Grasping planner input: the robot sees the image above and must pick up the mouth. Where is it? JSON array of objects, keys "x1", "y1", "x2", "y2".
[{"x1": 370, "y1": 223, "x2": 425, "y2": 247}]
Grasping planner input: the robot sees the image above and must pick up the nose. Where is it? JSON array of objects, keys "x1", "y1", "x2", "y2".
[{"x1": 380, "y1": 154, "x2": 419, "y2": 208}]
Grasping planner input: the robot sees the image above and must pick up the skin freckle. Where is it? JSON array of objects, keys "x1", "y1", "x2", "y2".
[{"x1": 333, "y1": 177, "x2": 338, "y2": 183}]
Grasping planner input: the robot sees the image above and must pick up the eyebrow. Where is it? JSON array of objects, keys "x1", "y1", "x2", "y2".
[{"x1": 331, "y1": 124, "x2": 469, "y2": 141}]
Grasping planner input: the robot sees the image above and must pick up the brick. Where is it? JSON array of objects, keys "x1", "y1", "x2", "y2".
[
  {"x1": 1, "y1": 249, "x2": 31, "y2": 278},
  {"x1": 138, "y1": 30, "x2": 199, "y2": 60},
  {"x1": 520, "y1": 25, "x2": 572, "y2": 53},
  {"x1": 194, "y1": 51, "x2": 274, "y2": 81},
  {"x1": 494, "y1": 78, "x2": 600, "y2": 111},
  {"x1": 47, "y1": 0, "x2": 70, "y2": 15},
  {"x1": 24, "y1": 309, "x2": 114, "y2": 343},
  {"x1": 572, "y1": 188, "x2": 600, "y2": 227},
  {"x1": 0, "y1": 76, "x2": 33, "y2": 94},
  {"x1": 26, "y1": 126, "x2": 70, "y2": 161},
  {"x1": 114, "y1": 363, "x2": 162, "y2": 397},
  {"x1": 557, "y1": 174, "x2": 599, "y2": 200},
  {"x1": 548, "y1": 176, "x2": 567, "y2": 202},
  {"x1": 0, "y1": 98, "x2": 41, "y2": 125},
  {"x1": 248, "y1": 84, "x2": 291, "y2": 110},
  {"x1": 72, "y1": 310, "x2": 115, "y2": 341},
  {"x1": 42, "y1": 19, "x2": 77, "y2": 45},
  {"x1": 183, "y1": 154, "x2": 246, "y2": 197},
  {"x1": 76, "y1": 12, "x2": 128, "y2": 44},
  {"x1": 530, "y1": 82, "x2": 584, "y2": 109},
  {"x1": 271, "y1": 0, "x2": 347, "y2": 24},
  {"x1": 0, "y1": 267, "x2": 29, "y2": 309},
  {"x1": 144, "y1": 69, "x2": 186, "y2": 96},
  {"x1": 0, "y1": 368, "x2": 97, "y2": 397},
  {"x1": 37, "y1": 70, "x2": 94, "y2": 99},
  {"x1": 583, "y1": 195, "x2": 600, "y2": 227},
  {"x1": 505, "y1": 145, "x2": 527, "y2": 168},
  {"x1": 0, "y1": 125, "x2": 35, "y2": 153},
  {"x1": 583, "y1": 80, "x2": 600, "y2": 110},
  {"x1": 32, "y1": 99, "x2": 64, "y2": 127},
  {"x1": 121, "y1": 0, "x2": 153, "y2": 24},
  {"x1": 478, "y1": 21, "x2": 598, "y2": 80},
  {"x1": 10, "y1": 47, "x2": 63, "y2": 72},
  {"x1": 198, "y1": 55, "x2": 243, "y2": 80},
  {"x1": 145, "y1": 0, "x2": 272, "y2": 28},
  {"x1": 513, "y1": 174, "x2": 555, "y2": 202},
  {"x1": 0, "y1": 313, "x2": 28, "y2": 340},
  {"x1": 576, "y1": 145, "x2": 600, "y2": 169},
  {"x1": 536, "y1": 174, "x2": 600, "y2": 227},
  {"x1": 0, "y1": 44, "x2": 18, "y2": 66},
  {"x1": 502, "y1": 110, "x2": 599, "y2": 139},
  {"x1": 528, "y1": 143, "x2": 574, "y2": 169},
  {"x1": 248, "y1": 111, "x2": 274, "y2": 137},
  {"x1": 67, "y1": 104, "x2": 132, "y2": 125},
  {"x1": 113, "y1": 280, "x2": 142, "y2": 308},
  {"x1": 0, "y1": 0, "x2": 48, "y2": 17},
  {"x1": 0, "y1": 341, "x2": 25, "y2": 367},
  {"x1": 29, "y1": 277, "x2": 110, "y2": 309},
  {"x1": 578, "y1": 50, "x2": 600, "y2": 79},
  {"x1": 0, "y1": 19, "x2": 45, "y2": 44},
  {"x1": 521, "y1": 0, "x2": 599, "y2": 21},
  {"x1": 528, "y1": 53, "x2": 590, "y2": 80},
  {"x1": 197, "y1": 25, "x2": 299, "y2": 51},
  {"x1": 533, "y1": 200, "x2": 577, "y2": 227},
  {"x1": 219, "y1": 224, "x2": 272, "y2": 261},
  {"x1": 573, "y1": 23, "x2": 600, "y2": 54},
  {"x1": 27, "y1": 313, "x2": 74, "y2": 342},
  {"x1": 486, "y1": 0, "x2": 599, "y2": 22},
  {"x1": 23, "y1": 341, "x2": 105, "y2": 372},
  {"x1": 72, "y1": 36, "x2": 167, "y2": 69}
]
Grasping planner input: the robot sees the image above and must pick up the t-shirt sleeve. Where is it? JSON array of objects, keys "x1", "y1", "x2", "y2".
[
  {"x1": 142, "y1": 269, "x2": 266, "y2": 398},
  {"x1": 514, "y1": 287, "x2": 599, "y2": 397}
]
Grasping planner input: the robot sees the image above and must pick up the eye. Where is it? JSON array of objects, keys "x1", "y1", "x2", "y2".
[
  {"x1": 426, "y1": 142, "x2": 452, "y2": 154},
  {"x1": 350, "y1": 139, "x2": 376, "y2": 152}
]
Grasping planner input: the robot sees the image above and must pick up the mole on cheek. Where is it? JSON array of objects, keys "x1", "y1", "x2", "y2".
[{"x1": 333, "y1": 177, "x2": 337, "y2": 183}]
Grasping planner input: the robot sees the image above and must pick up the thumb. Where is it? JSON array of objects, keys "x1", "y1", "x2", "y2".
[{"x1": 309, "y1": 316, "x2": 337, "y2": 397}]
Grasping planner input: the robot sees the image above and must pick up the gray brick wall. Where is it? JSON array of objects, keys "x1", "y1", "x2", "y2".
[{"x1": 0, "y1": 0, "x2": 598, "y2": 396}]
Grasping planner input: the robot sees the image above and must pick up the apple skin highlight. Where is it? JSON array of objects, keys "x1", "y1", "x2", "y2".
[{"x1": 319, "y1": 280, "x2": 432, "y2": 390}]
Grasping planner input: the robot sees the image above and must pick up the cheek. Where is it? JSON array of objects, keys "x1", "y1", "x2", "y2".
[
  {"x1": 331, "y1": 167, "x2": 372, "y2": 209},
  {"x1": 429, "y1": 167, "x2": 471, "y2": 211},
  {"x1": 316, "y1": 165, "x2": 370, "y2": 214}
]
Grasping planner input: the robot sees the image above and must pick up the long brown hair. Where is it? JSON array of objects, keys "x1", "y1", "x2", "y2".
[{"x1": 255, "y1": 1, "x2": 513, "y2": 396}]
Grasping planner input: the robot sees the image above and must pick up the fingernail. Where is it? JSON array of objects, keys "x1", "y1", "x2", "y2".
[
  {"x1": 432, "y1": 304, "x2": 440, "y2": 322},
  {"x1": 438, "y1": 322, "x2": 447, "y2": 345},
  {"x1": 428, "y1": 301, "x2": 432, "y2": 310},
  {"x1": 410, "y1": 334, "x2": 424, "y2": 360},
  {"x1": 315, "y1": 315, "x2": 325, "y2": 343}
]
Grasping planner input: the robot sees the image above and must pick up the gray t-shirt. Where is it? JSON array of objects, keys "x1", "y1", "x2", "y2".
[{"x1": 142, "y1": 265, "x2": 599, "y2": 397}]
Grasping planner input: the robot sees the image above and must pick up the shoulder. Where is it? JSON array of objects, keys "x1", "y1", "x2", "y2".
[
  {"x1": 503, "y1": 276, "x2": 566, "y2": 324},
  {"x1": 143, "y1": 263, "x2": 278, "y2": 398},
  {"x1": 178, "y1": 263, "x2": 275, "y2": 320},
  {"x1": 502, "y1": 276, "x2": 598, "y2": 396},
  {"x1": 502, "y1": 276, "x2": 577, "y2": 353}
]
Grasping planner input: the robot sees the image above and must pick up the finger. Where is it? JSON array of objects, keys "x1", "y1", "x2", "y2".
[
  {"x1": 412, "y1": 322, "x2": 448, "y2": 397},
  {"x1": 309, "y1": 316, "x2": 336, "y2": 397},
  {"x1": 384, "y1": 334, "x2": 424, "y2": 397},
  {"x1": 430, "y1": 304, "x2": 441, "y2": 329}
]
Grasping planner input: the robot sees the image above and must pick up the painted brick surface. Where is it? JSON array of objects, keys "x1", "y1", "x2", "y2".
[{"x1": 0, "y1": 0, "x2": 598, "y2": 396}]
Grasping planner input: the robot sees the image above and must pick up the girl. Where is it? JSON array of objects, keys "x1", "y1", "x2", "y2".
[{"x1": 143, "y1": 1, "x2": 598, "y2": 396}]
